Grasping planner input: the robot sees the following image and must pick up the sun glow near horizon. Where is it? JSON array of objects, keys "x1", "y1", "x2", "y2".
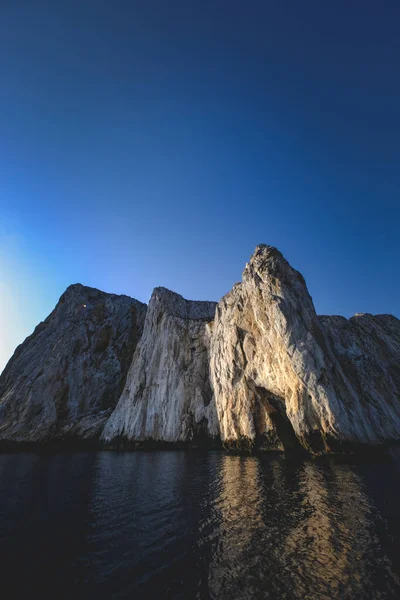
[{"x1": 0, "y1": 226, "x2": 59, "y2": 374}]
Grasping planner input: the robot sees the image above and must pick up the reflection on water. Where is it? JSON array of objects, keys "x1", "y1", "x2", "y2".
[
  {"x1": 208, "y1": 456, "x2": 266, "y2": 597},
  {"x1": 0, "y1": 451, "x2": 399, "y2": 599},
  {"x1": 209, "y1": 456, "x2": 400, "y2": 599},
  {"x1": 281, "y1": 463, "x2": 398, "y2": 599}
]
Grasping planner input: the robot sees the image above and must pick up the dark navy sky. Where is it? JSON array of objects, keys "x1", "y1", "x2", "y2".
[{"x1": 1, "y1": 0, "x2": 399, "y2": 370}]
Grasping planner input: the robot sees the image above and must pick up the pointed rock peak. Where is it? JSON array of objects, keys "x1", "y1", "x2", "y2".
[
  {"x1": 150, "y1": 287, "x2": 216, "y2": 321},
  {"x1": 245, "y1": 244, "x2": 288, "y2": 275},
  {"x1": 243, "y1": 244, "x2": 306, "y2": 290},
  {"x1": 254, "y1": 243, "x2": 281, "y2": 255}
]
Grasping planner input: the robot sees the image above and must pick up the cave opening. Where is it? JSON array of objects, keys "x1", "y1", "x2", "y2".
[{"x1": 252, "y1": 386, "x2": 302, "y2": 452}]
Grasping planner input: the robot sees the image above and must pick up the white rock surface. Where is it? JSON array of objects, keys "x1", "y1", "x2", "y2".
[
  {"x1": 0, "y1": 284, "x2": 146, "y2": 444},
  {"x1": 319, "y1": 313, "x2": 400, "y2": 443},
  {"x1": 210, "y1": 245, "x2": 400, "y2": 453},
  {"x1": 102, "y1": 287, "x2": 219, "y2": 445}
]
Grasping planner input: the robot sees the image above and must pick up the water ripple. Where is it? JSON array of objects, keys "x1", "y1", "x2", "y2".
[{"x1": 0, "y1": 450, "x2": 399, "y2": 599}]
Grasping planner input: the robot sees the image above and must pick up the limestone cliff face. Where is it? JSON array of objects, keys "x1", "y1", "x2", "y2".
[
  {"x1": 102, "y1": 287, "x2": 219, "y2": 445},
  {"x1": 0, "y1": 284, "x2": 146, "y2": 443},
  {"x1": 319, "y1": 314, "x2": 400, "y2": 443},
  {"x1": 210, "y1": 245, "x2": 400, "y2": 453},
  {"x1": 1, "y1": 246, "x2": 400, "y2": 454}
]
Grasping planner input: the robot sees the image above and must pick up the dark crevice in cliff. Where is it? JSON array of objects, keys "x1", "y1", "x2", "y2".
[{"x1": 252, "y1": 386, "x2": 304, "y2": 453}]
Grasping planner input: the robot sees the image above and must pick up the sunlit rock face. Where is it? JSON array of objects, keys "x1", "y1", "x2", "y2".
[
  {"x1": 102, "y1": 287, "x2": 219, "y2": 446},
  {"x1": 0, "y1": 284, "x2": 146, "y2": 444},
  {"x1": 210, "y1": 245, "x2": 400, "y2": 453}
]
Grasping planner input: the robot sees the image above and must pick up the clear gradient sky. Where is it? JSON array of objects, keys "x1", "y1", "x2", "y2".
[{"x1": 1, "y1": 1, "x2": 400, "y2": 373}]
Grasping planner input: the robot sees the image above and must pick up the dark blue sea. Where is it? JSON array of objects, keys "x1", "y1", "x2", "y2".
[{"x1": 1, "y1": 450, "x2": 400, "y2": 599}]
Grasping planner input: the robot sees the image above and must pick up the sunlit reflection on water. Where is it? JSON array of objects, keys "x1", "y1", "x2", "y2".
[{"x1": 0, "y1": 451, "x2": 399, "y2": 598}]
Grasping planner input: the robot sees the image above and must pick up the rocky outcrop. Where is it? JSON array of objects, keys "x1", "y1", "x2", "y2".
[
  {"x1": 0, "y1": 284, "x2": 146, "y2": 444},
  {"x1": 210, "y1": 245, "x2": 400, "y2": 453},
  {"x1": 102, "y1": 287, "x2": 219, "y2": 447},
  {"x1": 319, "y1": 314, "x2": 400, "y2": 443},
  {"x1": 1, "y1": 246, "x2": 400, "y2": 454}
]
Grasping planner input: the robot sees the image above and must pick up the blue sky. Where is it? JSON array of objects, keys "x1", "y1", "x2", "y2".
[{"x1": 1, "y1": 0, "x2": 399, "y2": 372}]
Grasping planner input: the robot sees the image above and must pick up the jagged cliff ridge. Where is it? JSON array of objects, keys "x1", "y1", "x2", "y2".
[
  {"x1": 0, "y1": 284, "x2": 146, "y2": 445},
  {"x1": 1, "y1": 246, "x2": 400, "y2": 454},
  {"x1": 210, "y1": 245, "x2": 400, "y2": 453},
  {"x1": 102, "y1": 287, "x2": 219, "y2": 447}
]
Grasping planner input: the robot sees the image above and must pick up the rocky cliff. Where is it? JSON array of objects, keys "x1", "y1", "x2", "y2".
[
  {"x1": 0, "y1": 284, "x2": 146, "y2": 445},
  {"x1": 1, "y1": 246, "x2": 400, "y2": 454},
  {"x1": 210, "y1": 245, "x2": 400, "y2": 453},
  {"x1": 101, "y1": 287, "x2": 219, "y2": 447}
]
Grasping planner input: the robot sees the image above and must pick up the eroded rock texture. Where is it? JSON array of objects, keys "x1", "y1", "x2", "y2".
[
  {"x1": 0, "y1": 284, "x2": 146, "y2": 444},
  {"x1": 210, "y1": 245, "x2": 400, "y2": 453},
  {"x1": 102, "y1": 287, "x2": 219, "y2": 446},
  {"x1": 319, "y1": 314, "x2": 400, "y2": 444}
]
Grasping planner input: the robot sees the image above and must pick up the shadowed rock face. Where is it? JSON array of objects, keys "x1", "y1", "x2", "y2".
[
  {"x1": 0, "y1": 284, "x2": 146, "y2": 444},
  {"x1": 102, "y1": 287, "x2": 219, "y2": 446},
  {"x1": 319, "y1": 314, "x2": 400, "y2": 444},
  {"x1": 210, "y1": 245, "x2": 400, "y2": 453}
]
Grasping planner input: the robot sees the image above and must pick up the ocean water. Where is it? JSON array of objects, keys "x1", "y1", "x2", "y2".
[{"x1": 1, "y1": 450, "x2": 400, "y2": 599}]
